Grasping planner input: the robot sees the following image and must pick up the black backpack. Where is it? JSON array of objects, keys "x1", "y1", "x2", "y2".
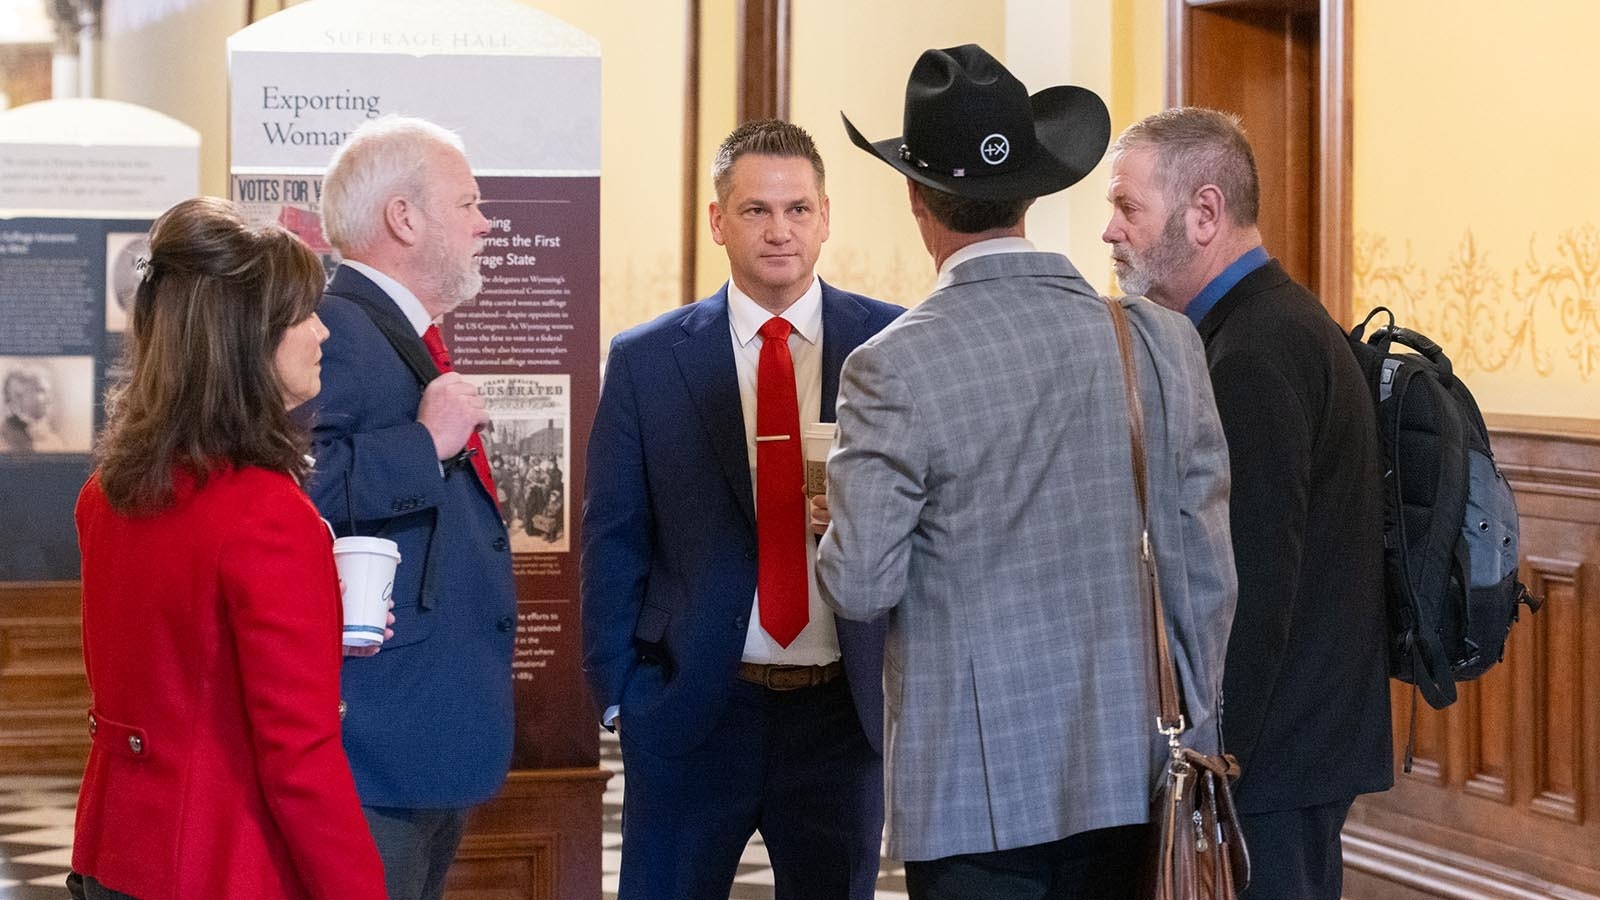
[{"x1": 1346, "y1": 308, "x2": 1541, "y2": 719}]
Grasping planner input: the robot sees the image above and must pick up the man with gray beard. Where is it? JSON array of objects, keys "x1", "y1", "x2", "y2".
[
  {"x1": 1102, "y1": 107, "x2": 1391, "y2": 900},
  {"x1": 302, "y1": 115, "x2": 517, "y2": 900}
]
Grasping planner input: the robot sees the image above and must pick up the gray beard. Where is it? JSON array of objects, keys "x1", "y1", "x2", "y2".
[
  {"x1": 1111, "y1": 213, "x2": 1192, "y2": 299},
  {"x1": 1113, "y1": 257, "x2": 1154, "y2": 298},
  {"x1": 420, "y1": 247, "x2": 484, "y2": 313}
]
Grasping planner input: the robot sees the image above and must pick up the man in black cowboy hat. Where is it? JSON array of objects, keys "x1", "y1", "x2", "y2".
[{"x1": 816, "y1": 45, "x2": 1237, "y2": 898}]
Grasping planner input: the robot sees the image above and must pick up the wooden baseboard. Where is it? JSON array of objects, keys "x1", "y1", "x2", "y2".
[
  {"x1": 1343, "y1": 823, "x2": 1597, "y2": 899},
  {"x1": 447, "y1": 766, "x2": 612, "y2": 900}
]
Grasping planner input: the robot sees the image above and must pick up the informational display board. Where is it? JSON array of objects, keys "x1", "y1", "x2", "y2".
[
  {"x1": 228, "y1": 0, "x2": 601, "y2": 770},
  {"x1": 0, "y1": 99, "x2": 199, "y2": 581}
]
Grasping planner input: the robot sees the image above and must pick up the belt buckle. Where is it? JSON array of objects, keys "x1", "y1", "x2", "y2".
[
  {"x1": 764, "y1": 665, "x2": 796, "y2": 690},
  {"x1": 763, "y1": 664, "x2": 811, "y2": 691}
]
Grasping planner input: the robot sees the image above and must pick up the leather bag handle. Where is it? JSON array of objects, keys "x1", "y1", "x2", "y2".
[{"x1": 1101, "y1": 296, "x2": 1185, "y2": 737}]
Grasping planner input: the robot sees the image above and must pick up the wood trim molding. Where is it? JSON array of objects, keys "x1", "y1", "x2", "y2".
[
  {"x1": 446, "y1": 766, "x2": 613, "y2": 900},
  {"x1": 681, "y1": 0, "x2": 702, "y2": 306},
  {"x1": 1165, "y1": 0, "x2": 1188, "y2": 105},
  {"x1": 736, "y1": 0, "x2": 789, "y2": 122},
  {"x1": 1317, "y1": 0, "x2": 1353, "y2": 324}
]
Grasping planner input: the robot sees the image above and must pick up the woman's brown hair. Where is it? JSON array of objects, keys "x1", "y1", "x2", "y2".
[{"x1": 97, "y1": 197, "x2": 325, "y2": 514}]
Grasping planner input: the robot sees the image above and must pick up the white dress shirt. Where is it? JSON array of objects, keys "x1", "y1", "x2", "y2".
[
  {"x1": 933, "y1": 236, "x2": 1037, "y2": 292},
  {"x1": 726, "y1": 277, "x2": 841, "y2": 666}
]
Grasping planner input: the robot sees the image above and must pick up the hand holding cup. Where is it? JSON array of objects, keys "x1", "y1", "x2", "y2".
[
  {"x1": 809, "y1": 493, "x2": 831, "y2": 536},
  {"x1": 342, "y1": 600, "x2": 395, "y2": 657},
  {"x1": 334, "y1": 536, "x2": 401, "y2": 654}
]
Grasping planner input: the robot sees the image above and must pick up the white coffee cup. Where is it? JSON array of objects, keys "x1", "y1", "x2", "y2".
[
  {"x1": 803, "y1": 422, "x2": 837, "y2": 497},
  {"x1": 333, "y1": 536, "x2": 401, "y2": 647}
]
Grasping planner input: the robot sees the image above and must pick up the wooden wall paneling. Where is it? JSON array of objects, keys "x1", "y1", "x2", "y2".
[
  {"x1": 1398, "y1": 681, "x2": 1446, "y2": 787},
  {"x1": 0, "y1": 582, "x2": 89, "y2": 776},
  {"x1": 1528, "y1": 558, "x2": 1584, "y2": 823},
  {"x1": 444, "y1": 768, "x2": 611, "y2": 900},
  {"x1": 1461, "y1": 640, "x2": 1513, "y2": 804}
]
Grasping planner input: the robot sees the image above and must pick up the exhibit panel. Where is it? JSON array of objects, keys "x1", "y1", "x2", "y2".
[
  {"x1": 0, "y1": 98, "x2": 199, "y2": 775},
  {"x1": 228, "y1": 3, "x2": 604, "y2": 895}
]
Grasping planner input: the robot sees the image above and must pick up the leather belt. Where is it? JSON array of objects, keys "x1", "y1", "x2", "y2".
[{"x1": 737, "y1": 661, "x2": 843, "y2": 691}]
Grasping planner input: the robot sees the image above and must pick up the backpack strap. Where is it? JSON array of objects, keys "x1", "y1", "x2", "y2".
[
  {"x1": 329, "y1": 289, "x2": 448, "y2": 611},
  {"x1": 339, "y1": 291, "x2": 443, "y2": 387},
  {"x1": 1388, "y1": 358, "x2": 1464, "y2": 709}
]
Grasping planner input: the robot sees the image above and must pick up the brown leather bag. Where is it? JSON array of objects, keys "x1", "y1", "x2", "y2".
[{"x1": 1102, "y1": 296, "x2": 1250, "y2": 900}]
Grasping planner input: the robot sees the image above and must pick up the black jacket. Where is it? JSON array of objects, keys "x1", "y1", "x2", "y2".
[{"x1": 1198, "y1": 259, "x2": 1394, "y2": 813}]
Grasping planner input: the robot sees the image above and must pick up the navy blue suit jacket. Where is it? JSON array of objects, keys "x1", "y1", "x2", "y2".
[
  {"x1": 581, "y1": 282, "x2": 902, "y2": 758},
  {"x1": 304, "y1": 266, "x2": 517, "y2": 808}
]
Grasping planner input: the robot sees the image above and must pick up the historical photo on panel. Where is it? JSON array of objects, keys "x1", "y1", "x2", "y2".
[
  {"x1": 104, "y1": 231, "x2": 149, "y2": 333},
  {"x1": 464, "y1": 374, "x2": 571, "y2": 554},
  {"x1": 0, "y1": 355, "x2": 94, "y2": 455}
]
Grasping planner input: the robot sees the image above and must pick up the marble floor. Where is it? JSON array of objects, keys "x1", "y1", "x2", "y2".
[{"x1": 0, "y1": 730, "x2": 911, "y2": 900}]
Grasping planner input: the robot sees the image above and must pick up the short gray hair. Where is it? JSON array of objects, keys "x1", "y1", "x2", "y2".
[
  {"x1": 321, "y1": 116, "x2": 466, "y2": 255},
  {"x1": 1110, "y1": 107, "x2": 1259, "y2": 226}
]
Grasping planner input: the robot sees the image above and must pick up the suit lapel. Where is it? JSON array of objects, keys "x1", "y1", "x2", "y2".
[
  {"x1": 672, "y1": 289, "x2": 756, "y2": 529},
  {"x1": 819, "y1": 280, "x2": 872, "y2": 423}
]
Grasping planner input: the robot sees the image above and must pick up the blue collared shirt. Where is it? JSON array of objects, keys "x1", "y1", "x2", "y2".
[{"x1": 1185, "y1": 246, "x2": 1269, "y2": 328}]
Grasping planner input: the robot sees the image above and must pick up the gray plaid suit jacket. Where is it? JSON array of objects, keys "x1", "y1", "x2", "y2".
[{"x1": 817, "y1": 250, "x2": 1236, "y2": 861}]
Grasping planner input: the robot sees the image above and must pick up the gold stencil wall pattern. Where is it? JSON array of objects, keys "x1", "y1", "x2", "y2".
[
  {"x1": 1353, "y1": 1, "x2": 1600, "y2": 419},
  {"x1": 1354, "y1": 228, "x2": 1600, "y2": 385}
]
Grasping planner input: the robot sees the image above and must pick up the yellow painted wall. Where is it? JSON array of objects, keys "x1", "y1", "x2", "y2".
[
  {"x1": 1353, "y1": 1, "x2": 1600, "y2": 418},
  {"x1": 1073, "y1": 0, "x2": 1167, "y2": 291},
  {"x1": 784, "y1": 0, "x2": 1165, "y2": 308},
  {"x1": 101, "y1": 0, "x2": 246, "y2": 195},
  {"x1": 787, "y1": 2, "x2": 1006, "y2": 307},
  {"x1": 522, "y1": 0, "x2": 691, "y2": 345},
  {"x1": 94, "y1": 0, "x2": 1169, "y2": 346},
  {"x1": 692, "y1": 0, "x2": 738, "y2": 301}
]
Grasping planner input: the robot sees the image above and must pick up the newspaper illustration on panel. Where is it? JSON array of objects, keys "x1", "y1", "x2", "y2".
[{"x1": 465, "y1": 373, "x2": 569, "y2": 554}]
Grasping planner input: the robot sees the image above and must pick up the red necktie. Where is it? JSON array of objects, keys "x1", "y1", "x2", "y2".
[
  {"x1": 422, "y1": 325, "x2": 499, "y2": 506},
  {"x1": 756, "y1": 317, "x2": 808, "y2": 647}
]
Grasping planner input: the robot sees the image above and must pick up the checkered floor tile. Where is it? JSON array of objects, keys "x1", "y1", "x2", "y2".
[
  {"x1": 0, "y1": 776, "x2": 79, "y2": 900},
  {"x1": 0, "y1": 734, "x2": 910, "y2": 900},
  {"x1": 597, "y1": 730, "x2": 910, "y2": 900}
]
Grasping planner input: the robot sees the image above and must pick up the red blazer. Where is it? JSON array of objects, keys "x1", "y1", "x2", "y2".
[{"x1": 73, "y1": 466, "x2": 385, "y2": 900}]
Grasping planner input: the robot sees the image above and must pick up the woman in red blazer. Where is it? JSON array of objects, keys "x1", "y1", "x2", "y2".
[{"x1": 70, "y1": 197, "x2": 387, "y2": 900}]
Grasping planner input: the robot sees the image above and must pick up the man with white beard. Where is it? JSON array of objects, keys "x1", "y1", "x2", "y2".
[{"x1": 303, "y1": 115, "x2": 517, "y2": 900}]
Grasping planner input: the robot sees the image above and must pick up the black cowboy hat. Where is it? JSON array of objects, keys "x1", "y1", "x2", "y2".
[{"x1": 842, "y1": 44, "x2": 1111, "y2": 202}]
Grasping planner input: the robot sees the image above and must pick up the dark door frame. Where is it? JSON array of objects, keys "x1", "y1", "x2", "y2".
[{"x1": 1166, "y1": 0, "x2": 1352, "y2": 324}]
